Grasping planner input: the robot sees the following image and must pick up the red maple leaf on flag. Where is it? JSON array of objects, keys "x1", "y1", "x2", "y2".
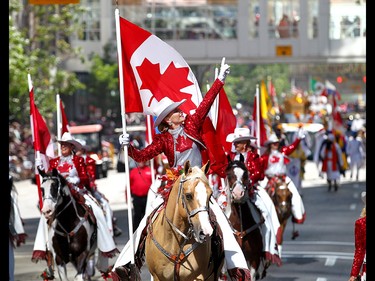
[{"x1": 136, "y1": 58, "x2": 196, "y2": 110}]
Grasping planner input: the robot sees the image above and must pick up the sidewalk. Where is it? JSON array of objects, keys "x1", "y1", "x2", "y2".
[{"x1": 14, "y1": 161, "x2": 366, "y2": 219}]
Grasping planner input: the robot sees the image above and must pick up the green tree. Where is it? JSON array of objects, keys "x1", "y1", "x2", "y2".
[
  {"x1": 201, "y1": 63, "x2": 290, "y2": 111},
  {"x1": 9, "y1": 0, "x2": 86, "y2": 125}
]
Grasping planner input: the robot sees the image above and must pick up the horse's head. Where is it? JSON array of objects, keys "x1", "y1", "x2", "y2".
[
  {"x1": 272, "y1": 179, "x2": 293, "y2": 221},
  {"x1": 39, "y1": 168, "x2": 69, "y2": 222},
  {"x1": 176, "y1": 160, "x2": 213, "y2": 243},
  {"x1": 225, "y1": 154, "x2": 250, "y2": 203}
]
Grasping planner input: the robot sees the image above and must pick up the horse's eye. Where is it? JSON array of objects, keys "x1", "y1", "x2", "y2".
[{"x1": 185, "y1": 193, "x2": 193, "y2": 201}]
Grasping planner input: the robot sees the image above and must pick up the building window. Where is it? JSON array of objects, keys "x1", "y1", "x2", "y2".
[
  {"x1": 329, "y1": 0, "x2": 366, "y2": 39},
  {"x1": 116, "y1": 0, "x2": 238, "y2": 40},
  {"x1": 78, "y1": 0, "x2": 101, "y2": 41},
  {"x1": 268, "y1": 0, "x2": 300, "y2": 39},
  {"x1": 308, "y1": 0, "x2": 318, "y2": 39}
]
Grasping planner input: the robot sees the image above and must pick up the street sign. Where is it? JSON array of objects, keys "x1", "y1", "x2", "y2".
[
  {"x1": 29, "y1": 0, "x2": 79, "y2": 4},
  {"x1": 276, "y1": 45, "x2": 292, "y2": 56}
]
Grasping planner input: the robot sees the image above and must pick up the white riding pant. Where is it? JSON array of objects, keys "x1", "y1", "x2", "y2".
[{"x1": 252, "y1": 187, "x2": 281, "y2": 257}]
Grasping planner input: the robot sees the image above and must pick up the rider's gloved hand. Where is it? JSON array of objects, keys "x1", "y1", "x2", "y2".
[
  {"x1": 67, "y1": 176, "x2": 79, "y2": 185},
  {"x1": 217, "y1": 57, "x2": 230, "y2": 82},
  {"x1": 35, "y1": 158, "x2": 44, "y2": 171},
  {"x1": 297, "y1": 128, "x2": 306, "y2": 139},
  {"x1": 119, "y1": 133, "x2": 130, "y2": 146}
]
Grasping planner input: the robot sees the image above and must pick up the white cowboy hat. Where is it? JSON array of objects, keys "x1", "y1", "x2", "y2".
[
  {"x1": 57, "y1": 132, "x2": 83, "y2": 151},
  {"x1": 153, "y1": 99, "x2": 187, "y2": 128},
  {"x1": 226, "y1": 127, "x2": 256, "y2": 143},
  {"x1": 263, "y1": 133, "x2": 280, "y2": 146}
]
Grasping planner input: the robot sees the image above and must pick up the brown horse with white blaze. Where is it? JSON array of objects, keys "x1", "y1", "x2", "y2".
[
  {"x1": 265, "y1": 176, "x2": 293, "y2": 256},
  {"x1": 225, "y1": 155, "x2": 267, "y2": 280}
]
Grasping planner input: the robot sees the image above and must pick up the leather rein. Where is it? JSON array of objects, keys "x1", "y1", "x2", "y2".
[{"x1": 148, "y1": 175, "x2": 210, "y2": 281}]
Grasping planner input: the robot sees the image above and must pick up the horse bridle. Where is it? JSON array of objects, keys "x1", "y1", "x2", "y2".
[
  {"x1": 149, "y1": 174, "x2": 211, "y2": 281},
  {"x1": 227, "y1": 163, "x2": 250, "y2": 201},
  {"x1": 42, "y1": 175, "x2": 90, "y2": 242}
]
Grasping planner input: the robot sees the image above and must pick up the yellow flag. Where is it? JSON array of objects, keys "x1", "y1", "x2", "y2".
[{"x1": 260, "y1": 80, "x2": 272, "y2": 120}]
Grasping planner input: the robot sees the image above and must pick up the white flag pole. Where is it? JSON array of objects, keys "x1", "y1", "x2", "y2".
[
  {"x1": 56, "y1": 94, "x2": 62, "y2": 156},
  {"x1": 28, "y1": 73, "x2": 50, "y2": 251},
  {"x1": 146, "y1": 115, "x2": 155, "y2": 185},
  {"x1": 115, "y1": 8, "x2": 135, "y2": 264},
  {"x1": 256, "y1": 84, "x2": 261, "y2": 155}
]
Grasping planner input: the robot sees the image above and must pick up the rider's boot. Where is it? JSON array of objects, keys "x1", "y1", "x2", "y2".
[
  {"x1": 327, "y1": 180, "x2": 332, "y2": 192},
  {"x1": 41, "y1": 250, "x2": 55, "y2": 281}
]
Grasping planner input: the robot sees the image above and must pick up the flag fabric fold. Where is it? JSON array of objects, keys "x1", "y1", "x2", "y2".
[
  {"x1": 216, "y1": 88, "x2": 237, "y2": 153},
  {"x1": 60, "y1": 99, "x2": 70, "y2": 135}
]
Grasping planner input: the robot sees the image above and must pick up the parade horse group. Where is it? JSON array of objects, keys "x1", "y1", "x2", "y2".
[
  {"x1": 37, "y1": 157, "x2": 293, "y2": 281},
  {"x1": 39, "y1": 168, "x2": 108, "y2": 281}
]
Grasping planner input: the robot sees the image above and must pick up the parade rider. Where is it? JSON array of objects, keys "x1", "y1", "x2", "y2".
[
  {"x1": 33, "y1": 132, "x2": 119, "y2": 270},
  {"x1": 75, "y1": 142, "x2": 122, "y2": 237},
  {"x1": 114, "y1": 58, "x2": 252, "y2": 280},
  {"x1": 226, "y1": 127, "x2": 282, "y2": 266},
  {"x1": 258, "y1": 130, "x2": 306, "y2": 252}
]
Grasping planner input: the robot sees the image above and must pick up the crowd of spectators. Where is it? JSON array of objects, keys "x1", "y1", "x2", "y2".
[{"x1": 9, "y1": 121, "x2": 35, "y2": 182}]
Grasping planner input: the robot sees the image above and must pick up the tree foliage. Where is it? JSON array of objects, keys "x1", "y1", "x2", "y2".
[{"x1": 9, "y1": 0, "x2": 86, "y2": 124}]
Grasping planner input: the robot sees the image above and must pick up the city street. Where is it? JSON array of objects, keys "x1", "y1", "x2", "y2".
[{"x1": 13, "y1": 161, "x2": 366, "y2": 280}]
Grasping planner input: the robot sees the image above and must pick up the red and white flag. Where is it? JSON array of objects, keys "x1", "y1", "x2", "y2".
[
  {"x1": 252, "y1": 92, "x2": 268, "y2": 147},
  {"x1": 117, "y1": 14, "x2": 228, "y2": 176},
  {"x1": 29, "y1": 74, "x2": 55, "y2": 209},
  {"x1": 215, "y1": 88, "x2": 237, "y2": 153},
  {"x1": 60, "y1": 99, "x2": 70, "y2": 135}
]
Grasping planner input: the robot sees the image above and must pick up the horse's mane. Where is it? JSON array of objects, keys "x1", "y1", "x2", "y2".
[
  {"x1": 157, "y1": 166, "x2": 185, "y2": 202},
  {"x1": 225, "y1": 155, "x2": 248, "y2": 179}
]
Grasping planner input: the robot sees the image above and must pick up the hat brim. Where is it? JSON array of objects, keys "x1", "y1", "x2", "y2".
[
  {"x1": 58, "y1": 140, "x2": 83, "y2": 151},
  {"x1": 226, "y1": 134, "x2": 256, "y2": 143},
  {"x1": 154, "y1": 99, "x2": 187, "y2": 128},
  {"x1": 262, "y1": 140, "x2": 279, "y2": 147}
]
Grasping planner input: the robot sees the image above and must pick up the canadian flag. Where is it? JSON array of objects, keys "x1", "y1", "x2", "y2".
[
  {"x1": 117, "y1": 13, "x2": 229, "y2": 176},
  {"x1": 118, "y1": 15, "x2": 202, "y2": 115}
]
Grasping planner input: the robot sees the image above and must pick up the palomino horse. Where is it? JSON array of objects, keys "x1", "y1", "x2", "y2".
[
  {"x1": 265, "y1": 176, "x2": 293, "y2": 254},
  {"x1": 225, "y1": 155, "x2": 267, "y2": 280},
  {"x1": 145, "y1": 160, "x2": 224, "y2": 281},
  {"x1": 39, "y1": 168, "x2": 106, "y2": 281}
]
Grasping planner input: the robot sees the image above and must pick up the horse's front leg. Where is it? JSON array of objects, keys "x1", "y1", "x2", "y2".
[{"x1": 55, "y1": 264, "x2": 70, "y2": 281}]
